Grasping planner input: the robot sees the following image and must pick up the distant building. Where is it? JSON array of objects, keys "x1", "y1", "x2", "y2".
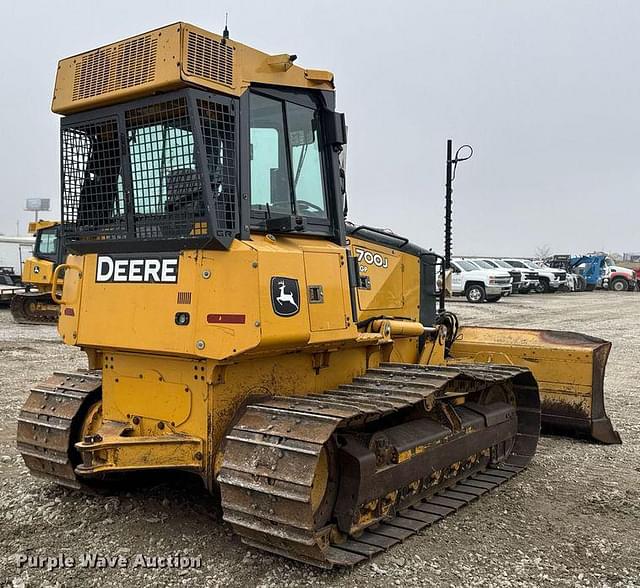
[{"x1": 623, "y1": 252, "x2": 640, "y2": 262}]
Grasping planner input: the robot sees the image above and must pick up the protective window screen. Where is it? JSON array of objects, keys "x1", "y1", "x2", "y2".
[
  {"x1": 286, "y1": 102, "x2": 326, "y2": 218},
  {"x1": 125, "y1": 98, "x2": 205, "y2": 238},
  {"x1": 249, "y1": 94, "x2": 293, "y2": 215},
  {"x1": 197, "y1": 99, "x2": 237, "y2": 231},
  {"x1": 60, "y1": 90, "x2": 239, "y2": 248},
  {"x1": 61, "y1": 118, "x2": 127, "y2": 239}
]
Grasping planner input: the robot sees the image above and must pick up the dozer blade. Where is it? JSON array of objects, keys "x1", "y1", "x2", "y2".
[
  {"x1": 218, "y1": 363, "x2": 540, "y2": 568},
  {"x1": 448, "y1": 326, "x2": 621, "y2": 444}
]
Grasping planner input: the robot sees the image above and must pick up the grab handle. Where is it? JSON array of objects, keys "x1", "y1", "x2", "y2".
[{"x1": 51, "y1": 263, "x2": 83, "y2": 305}]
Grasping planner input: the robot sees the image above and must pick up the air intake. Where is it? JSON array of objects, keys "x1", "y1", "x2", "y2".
[
  {"x1": 185, "y1": 31, "x2": 234, "y2": 87},
  {"x1": 72, "y1": 34, "x2": 158, "y2": 101},
  {"x1": 177, "y1": 292, "x2": 192, "y2": 305}
]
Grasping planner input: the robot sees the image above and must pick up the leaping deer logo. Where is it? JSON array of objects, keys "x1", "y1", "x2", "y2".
[{"x1": 276, "y1": 280, "x2": 299, "y2": 311}]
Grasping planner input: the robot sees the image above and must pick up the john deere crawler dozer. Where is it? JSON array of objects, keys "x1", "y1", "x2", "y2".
[
  {"x1": 10, "y1": 221, "x2": 65, "y2": 324},
  {"x1": 18, "y1": 23, "x2": 619, "y2": 568}
]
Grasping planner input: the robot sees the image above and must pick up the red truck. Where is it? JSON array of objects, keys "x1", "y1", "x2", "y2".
[{"x1": 603, "y1": 265, "x2": 637, "y2": 291}]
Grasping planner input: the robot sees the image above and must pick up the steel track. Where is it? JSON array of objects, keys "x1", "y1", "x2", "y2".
[
  {"x1": 219, "y1": 363, "x2": 540, "y2": 567},
  {"x1": 17, "y1": 371, "x2": 101, "y2": 488},
  {"x1": 10, "y1": 292, "x2": 59, "y2": 325}
]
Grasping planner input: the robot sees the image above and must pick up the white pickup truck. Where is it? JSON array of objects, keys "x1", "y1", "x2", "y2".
[
  {"x1": 450, "y1": 258, "x2": 513, "y2": 303},
  {"x1": 503, "y1": 258, "x2": 567, "y2": 293}
]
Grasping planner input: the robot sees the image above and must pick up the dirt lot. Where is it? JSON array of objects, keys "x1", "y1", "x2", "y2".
[{"x1": 1, "y1": 292, "x2": 639, "y2": 588}]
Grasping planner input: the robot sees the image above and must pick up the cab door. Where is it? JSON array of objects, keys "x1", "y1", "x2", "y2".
[
  {"x1": 303, "y1": 248, "x2": 350, "y2": 332},
  {"x1": 450, "y1": 261, "x2": 464, "y2": 294}
]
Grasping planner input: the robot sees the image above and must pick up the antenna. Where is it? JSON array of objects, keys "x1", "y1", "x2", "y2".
[{"x1": 222, "y1": 12, "x2": 229, "y2": 41}]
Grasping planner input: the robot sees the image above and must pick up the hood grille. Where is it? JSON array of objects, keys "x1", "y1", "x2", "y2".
[
  {"x1": 72, "y1": 34, "x2": 158, "y2": 101},
  {"x1": 185, "y1": 30, "x2": 234, "y2": 87}
]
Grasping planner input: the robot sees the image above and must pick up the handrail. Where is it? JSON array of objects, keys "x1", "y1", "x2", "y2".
[{"x1": 51, "y1": 263, "x2": 83, "y2": 305}]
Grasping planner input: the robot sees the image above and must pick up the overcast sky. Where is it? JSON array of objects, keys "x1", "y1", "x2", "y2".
[{"x1": 1, "y1": 0, "x2": 638, "y2": 265}]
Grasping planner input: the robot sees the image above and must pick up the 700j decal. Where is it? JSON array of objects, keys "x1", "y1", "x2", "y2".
[{"x1": 355, "y1": 247, "x2": 389, "y2": 269}]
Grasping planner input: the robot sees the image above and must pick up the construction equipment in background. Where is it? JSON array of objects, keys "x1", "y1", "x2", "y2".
[
  {"x1": 549, "y1": 253, "x2": 636, "y2": 292},
  {"x1": 547, "y1": 255, "x2": 587, "y2": 291},
  {"x1": 17, "y1": 23, "x2": 619, "y2": 569},
  {"x1": 9, "y1": 221, "x2": 64, "y2": 323},
  {"x1": 0, "y1": 266, "x2": 23, "y2": 305}
]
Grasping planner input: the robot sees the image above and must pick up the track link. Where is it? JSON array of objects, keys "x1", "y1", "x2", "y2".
[
  {"x1": 218, "y1": 363, "x2": 540, "y2": 568},
  {"x1": 17, "y1": 371, "x2": 101, "y2": 488}
]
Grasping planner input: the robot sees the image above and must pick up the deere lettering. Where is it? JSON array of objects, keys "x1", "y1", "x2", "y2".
[{"x1": 95, "y1": 256, "x2": 179, "y2": 283}]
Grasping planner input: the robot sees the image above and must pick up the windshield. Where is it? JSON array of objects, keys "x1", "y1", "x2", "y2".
[
  {"x1": 471, "y1": 259, "x2": 493, "y2": 269},
  {"x1": 249, "y1": 93, "x2": 327, "y2": 219},
  {"x1": 35, "y1": 227, "x2": 58, "y2": 258},
  {"x1": 604, "y1": 257, "x2": 615, "y2": 267},
  {"x1": 454, "y1": 260, "x2": 479, "y2": 272},
  {"x1": 504, "y1": 259, "x2": 527, "y2": 269}
]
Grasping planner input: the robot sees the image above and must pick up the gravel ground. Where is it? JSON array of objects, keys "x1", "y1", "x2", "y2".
[{"x1": 0, "y1": 292, "x2": 639, "y2": 587}]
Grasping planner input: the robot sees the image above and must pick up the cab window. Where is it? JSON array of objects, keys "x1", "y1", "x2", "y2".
[
  {"x1": 128, "y1": 124, "x2": 196, "y2": 215},
  {"x1": 249, "y1": 92, "x2": 327, "y2": 222},
  {"x1": 286, "y1": 102, "x2": 326, "y2": 217},
  {"x1": 249, "y1": 94, "x2": 292, "y2": 214},
  {"x1": 35, "y1": 227, "x2": 58, "y2": 257}
]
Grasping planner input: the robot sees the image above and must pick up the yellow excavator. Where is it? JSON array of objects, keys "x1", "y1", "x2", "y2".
[
  {"x1": 17, "y1": 23, "x2": 619, "y2": 568},
  {"x1": 10, "y1": 221, "x2": 64, "y2": 323}
]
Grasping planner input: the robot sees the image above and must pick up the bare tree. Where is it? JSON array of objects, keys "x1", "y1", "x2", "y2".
[{"x1": 534, "y1": 244, "x2": 551, "y2": 260}]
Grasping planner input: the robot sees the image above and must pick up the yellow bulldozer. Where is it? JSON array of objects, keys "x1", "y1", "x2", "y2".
[
  {"x1": 10, "y1": 220, "x2": 65, "y2": 323},
  {"x1": 17, "y1": 23, "x2": 619, "y2": 568}
]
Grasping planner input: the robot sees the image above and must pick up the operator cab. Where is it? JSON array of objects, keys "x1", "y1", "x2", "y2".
[{"x1": 58, "y1": 52, "x2": 346, "y2": 254}]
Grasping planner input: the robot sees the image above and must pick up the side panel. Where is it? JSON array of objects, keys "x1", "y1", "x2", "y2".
[
  {"x1": 22, "y1": 258, "x2": 55, "y2": 289},
  {"x1": 347, "y1": 236, "x2": 420, "y2": 324},
  {"x1": 194, "y1": 247, "x2": 262, "y2": 358},
  {"x1": 303, "y1": 251, "x2": 350, "y2": 332},
  {"x1": 354, "y1": 242, "x2": 404, "y2": 311},
  {"x1": 61, "y1": 245, "x2": 262, "y2": 357},
  {"x1": 59, "y1": 236, "x2": 358, "y2": 359}
]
